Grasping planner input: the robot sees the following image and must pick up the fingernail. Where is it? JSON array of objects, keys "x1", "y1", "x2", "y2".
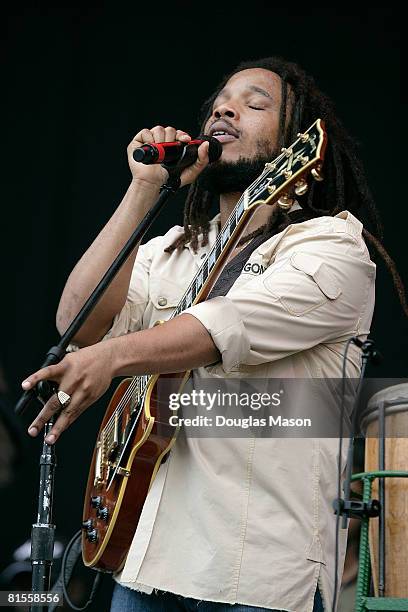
[
  {"x1": 28, "y1": 427, "x2": 37, "y2": 436},
  {"x1": 45, "y1": 434, "x2": 55, "y2": 444},
  {"x1": 22, "y1": 380, "x2": 31, "y2": 390}
]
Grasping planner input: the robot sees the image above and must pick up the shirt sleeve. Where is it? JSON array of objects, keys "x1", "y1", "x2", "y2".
[
  {"x1": 103, "y1": 236, "x2": 163, "y2": 340},
  {"x1": 183, "y1": 234, "x2": 376, "y2": 374},
  {"x1": 67, "y1": 236, "x2": 161, "y2": 351}
]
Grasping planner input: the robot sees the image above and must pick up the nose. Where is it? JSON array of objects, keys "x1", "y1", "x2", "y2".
[{"x1": 212, "y1": 101, "x2": 240, "y2": 121}]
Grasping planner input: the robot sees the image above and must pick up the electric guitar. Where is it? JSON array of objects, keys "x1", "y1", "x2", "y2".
[{"x1": 81, "y1": 119, "x2": 327, "y2": 572}]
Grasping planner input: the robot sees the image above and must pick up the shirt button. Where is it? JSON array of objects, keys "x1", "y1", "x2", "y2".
[{"x1": 158, "y1": 297, "x2": 167, "y2": 306}]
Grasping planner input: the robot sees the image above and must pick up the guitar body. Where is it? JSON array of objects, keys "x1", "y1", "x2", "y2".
[
  {"x1": 81, "y1": 119, "x2": 327, "y2": 573},
  {"x1": 82, "y1": 372, "x2": 187, "y2": 572}
]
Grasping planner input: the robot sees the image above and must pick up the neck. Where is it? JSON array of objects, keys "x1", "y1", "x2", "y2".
[
  {"x1": 219, "y1": 192, "x2": 242, "y2": 227},
  {"x1": 219, "y1": 191, "x2": 274, "y2": 237}
]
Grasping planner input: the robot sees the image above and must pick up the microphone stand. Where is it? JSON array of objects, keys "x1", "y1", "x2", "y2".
[{"x1": 14, "y1": 170, "x2": 182, "y2": 612}]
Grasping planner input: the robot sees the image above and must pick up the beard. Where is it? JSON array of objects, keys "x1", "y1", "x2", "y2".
[{"x1": 197, "y1": 138, "x2": 279, "y2": 195}]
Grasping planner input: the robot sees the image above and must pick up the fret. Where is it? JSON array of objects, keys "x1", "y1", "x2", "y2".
[
  {"x1": 191, "y1": 283, "x2": 197, "y2": 301},
  {"x1": 208, "y1": 250, "x2": 216, "y2": 270},
  {"x1": 221, "y1": 227, "x2": 230, "y2": 247},
  {"x1": 186, "y1": 289, "x2": 192, "y2": 307},
  {"x1": 236, "y1": 199, "x2": 244, "y2": 218},
  {"x1": 230, "y1": 215, "x2": 237, "y2": 233},
  {"x1": 215, "y1": 241, "x2": 222, "y2": 259},
  {"x1": 202, "y1": 260, "x2": 209, "y2": 279}
]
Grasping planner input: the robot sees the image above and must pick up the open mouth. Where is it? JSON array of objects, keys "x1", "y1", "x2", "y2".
[
  {"x1": 211, "y1": 132, "x2": 237, "y2": 143},
  {"x1": 208, "y1": 121, "x2": 239, "y2": 144}
]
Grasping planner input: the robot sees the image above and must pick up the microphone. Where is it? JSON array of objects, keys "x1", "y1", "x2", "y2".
[{"x1": 132, "y1": 135, "x2": 222, "y2": 169}]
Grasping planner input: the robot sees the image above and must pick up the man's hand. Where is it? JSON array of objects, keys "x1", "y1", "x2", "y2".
[
  {"x1": 22, "y1": 342, "x2": 116, "y2": 445},
  {"x1": 22, "y1": 313, "x2": 220, "y2": 445},
  {"x1": 128, "y1": 126, "x2": 211, "y2": 189}
]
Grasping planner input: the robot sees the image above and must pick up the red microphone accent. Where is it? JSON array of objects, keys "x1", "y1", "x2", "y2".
[{"x1": 132, "y1": 136, "x2": 222, "y2": 167}]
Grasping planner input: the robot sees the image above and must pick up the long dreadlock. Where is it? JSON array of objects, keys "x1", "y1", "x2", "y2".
[{"x1": 165, "y1": 56, "x2": 407, "y2": 316}]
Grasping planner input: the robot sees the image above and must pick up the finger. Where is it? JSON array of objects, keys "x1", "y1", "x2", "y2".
[
  {"x1": 134, "y1": 128, "x2": 154, "y2": 145},
  {"x1": 179, "y1": 141, "x2": 210, "y2": 187},
  {"x1": 197, "y1": 140, "x2": 210, "y2": 164},
  {"x1": 28, "y1": 393, "x2": 63, "y2": 437},
  {"x1": 150, "y1": 125, "x2": 166, "y2": 142},
  {"x1": 164, "y1": 126, "x2": 177, "y2": 142},
  {"x1": 43, "y1": 400, "x2": 86, "y2": 444},
  {"x1": 176, "y1": 129, "x2": 191, "y2": 143},
  {"x1": 22, "y1": 364, "x2": 64, "y2": 391}
]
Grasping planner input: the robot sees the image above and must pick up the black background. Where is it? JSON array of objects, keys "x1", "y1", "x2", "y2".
[{"x1": 1, "y1": 4, "x2": 404, "y2": 610}]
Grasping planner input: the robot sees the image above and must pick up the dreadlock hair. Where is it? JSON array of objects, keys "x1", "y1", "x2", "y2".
[{"x1": 165, "y1": 56, "x2": 407, "y2": 316}]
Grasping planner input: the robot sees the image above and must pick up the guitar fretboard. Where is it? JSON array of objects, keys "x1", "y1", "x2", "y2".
[
  {"x1": 172, "y1": 196, "x2": 247, "y2": 315},
  {"x1": 102, "y1": 119, "x2": 325, "y2": 420}
]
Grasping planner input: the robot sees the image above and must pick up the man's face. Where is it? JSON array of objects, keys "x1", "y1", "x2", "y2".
[
  {"x1": 204, "y1": 67, "x2": 283, "y2": 164},
  {"x1": 200, "y1": 68, "x2": 284, "y2": 194}
]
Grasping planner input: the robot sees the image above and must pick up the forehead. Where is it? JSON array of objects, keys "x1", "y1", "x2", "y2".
[{"x1": 217, "y1": 68, "x2": 282, "y2": 97}]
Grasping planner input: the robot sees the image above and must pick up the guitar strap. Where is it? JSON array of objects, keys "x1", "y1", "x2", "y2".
[{"x1": 207, "y1": 209, "x2": 311, "y2": 300}]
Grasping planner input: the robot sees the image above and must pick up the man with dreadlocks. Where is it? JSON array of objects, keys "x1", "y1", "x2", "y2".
[{"x1": 22, "y1": 58, "x2": 406, "y2": 611}]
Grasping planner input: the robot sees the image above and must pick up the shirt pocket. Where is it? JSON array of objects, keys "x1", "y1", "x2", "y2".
[
  {"x1": 268, "y1": 252, "x2": 342, "y2": 317},
  {"x1": 148, "y1": 277, "x2": 186, "y2": 326}
]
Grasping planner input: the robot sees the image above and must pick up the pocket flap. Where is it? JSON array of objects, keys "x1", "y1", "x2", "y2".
[
  {"x1": 290, "y1": 252, "x2": 341, "y2": 300},
  {"x1": 150, "y1": 278, "x2": 185, "y2": 310}
]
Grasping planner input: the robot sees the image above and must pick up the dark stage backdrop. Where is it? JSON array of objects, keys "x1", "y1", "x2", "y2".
[{"x1": 1, "y1": 4, "x2": 404, "y2": 608}]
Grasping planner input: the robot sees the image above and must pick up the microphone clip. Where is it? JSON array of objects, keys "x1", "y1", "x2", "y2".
[
  {"x1": 160, "y1": 167, "x2": 182, "y2": 193},
  {"x1": 351, "y1": 337, "x2": 382, "y2": 365}
]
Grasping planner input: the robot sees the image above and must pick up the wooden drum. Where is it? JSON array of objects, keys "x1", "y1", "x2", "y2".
[{"x1": 360, "y1": 383, "x2": 408, "y2": 597}]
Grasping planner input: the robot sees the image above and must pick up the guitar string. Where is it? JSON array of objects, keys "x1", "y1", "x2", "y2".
[
  {"x1": 99, "y1": 158, "x2": 284, "y2": 441},
  {"x1": 100, "y1": 131, "x2": 311, "y2": 442},
  {"x1": 100, "y1": 139, "x2": 306, "y2": 442},
  {"x1": 99, "y1": 157, "x2": 284, "y2": 443},
  {"x1": 100, "y1": 140, "x2": 308, "y2": 444}
]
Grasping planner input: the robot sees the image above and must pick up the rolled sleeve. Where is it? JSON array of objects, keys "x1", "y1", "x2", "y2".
[
  {"x1": 185, "y1": 244, "x2": 375, "y2": 374},
  {"x1": 185, "y1": 296, "x2": 250, "y2": 372}
]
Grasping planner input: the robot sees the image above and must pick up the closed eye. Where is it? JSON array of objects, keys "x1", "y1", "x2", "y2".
[{"x1": 248, "y1": 105, "x2": 264, "y2": 110}]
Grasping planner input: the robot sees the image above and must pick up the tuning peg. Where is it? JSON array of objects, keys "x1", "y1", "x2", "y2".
[
  {"x1": 297, "y1": 132, "x2": 309, "y2": 143},
  {"x1": 277, "y1": 194, "x2": 294, "y2": 210},
  {"x1": 264, "y1": 162, "x2": 276, "y2": 171},
  {"x1": 267, "y1": 184, "x2": 277, "y2": 194},
  {"x1": 311, "y1": 165, "x2": 324, "y2": 182},
  {"x1": 281, "y1": 147, "x2": 292, "y2": 158},
  {"x1": 294, "y1": 179, "x2": 308, "y2": 196},
  {"x1": 299, "y1": 155, "x2": 309, "y2": 166}
]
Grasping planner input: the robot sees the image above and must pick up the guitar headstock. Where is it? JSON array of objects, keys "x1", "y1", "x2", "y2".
[{"x1": 244, "y1": 118, "x2": 327, "y2": 210}]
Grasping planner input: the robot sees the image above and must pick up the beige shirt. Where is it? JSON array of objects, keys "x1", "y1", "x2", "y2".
[{"x1": 98, "y1": 210, "x2": 375, "y2": 611}]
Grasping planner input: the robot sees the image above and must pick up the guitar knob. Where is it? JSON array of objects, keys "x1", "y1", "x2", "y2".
[
  {"x1": 87, "y1": 529, "x2": 98, "y2": 543},
  {"x1": 97, "y1": 506, "x2": 109, "y2": 521},
  {"x1": 294, "y1": 179, "x2": 308, "y2": 196},
  {"x1": 311, "y1": 165, "x2": 324, "y2": 182},
  {"x1": 82, "y1": 519, "x2": 93, "y2": 531},
  {"x1": 277, "y1": 194, "x2": 294, "y2": 210},
  {"x1": 91, "y1": 496, "x2": 102, "y2": 508}
]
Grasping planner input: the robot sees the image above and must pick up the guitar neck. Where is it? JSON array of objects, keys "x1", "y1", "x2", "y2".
[
  {"x1": 171, "y1": 193, "x2": 253, "y2": 316},
  {"x1": 125, "y1": 118, "x2": 327, "y2": 402}
]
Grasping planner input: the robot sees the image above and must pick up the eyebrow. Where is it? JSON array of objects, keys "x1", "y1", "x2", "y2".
[
  {"x1": 248, "y1": 85, "x2": 273, "y2": 99},
  {"x1": 215, "y1": 84, "x2": 273, "y2": 102}
]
